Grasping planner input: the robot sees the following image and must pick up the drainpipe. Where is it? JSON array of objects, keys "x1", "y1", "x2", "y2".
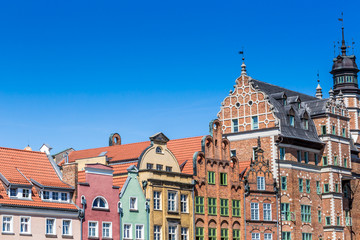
[
  {"x1": 243, "y1": 192, "x2": 247, "y2": 240},
  {"x1": 80, "y1": 196, "x2": 86, "y2": 240},
  {"x1": 146, "y1": 199, "x2": 150, "y2": 240},
  {"x1": 118, "y1": 202, "x2": 123, "y2": 240},
  {"x1": 276, "y1": 192, "x2": 279, "y2": 240},
  {"x1": 191, "y1": 181, "x2": 196, "y2": 240}
]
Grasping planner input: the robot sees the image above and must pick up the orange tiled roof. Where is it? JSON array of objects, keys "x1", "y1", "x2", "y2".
[
  {"x1": 78, "y1": 170, "x2": 85, "y2": 182},
  {"x1": 111, "y1": 161, "x2": 138, "y2": 176},
  {"x1": 113, "y1": 175, "x2": 128, "y2": 189},
  {"x1": 239, "y1": 160, "x2": 251, "y2": 175}
]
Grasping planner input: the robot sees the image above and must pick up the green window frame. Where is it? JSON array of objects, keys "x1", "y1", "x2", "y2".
[
  {"x1": 324, "y1": 184, "x2": 329, "y2": 193},
  {"x1": 195, "y1": 196, "x2": 204, "y2": 214},
  {"x1": 208, "y1": 171, "x2": 215, "y2": 185},
  {"x1": 335, "y1": 183, "x2": 339, "y2": 193},
  {"x1": 221, "y1": 228, "x2": 228, "y2": 240},
  {"x1": 233, "y1": 229, "x2": 240, "y2": 240},
  {"x1": 323, "y1": 156, "x2": 328, "y2": 166},
  {"x1": 301, "y1": 205, "x2": 311, "y2": 223},
  {"x1": 344, "y1": 158, "x2": 348, "y2": 168},
  {"x1": 318, "y1": 210, "x2": 322, "y2": 222},
  {"x1": 195, "y1": 227, "x2": 204, "y2": 240},
  {"x1": 299, "y1": 178, "x2": 303, "y2": 192},
  {"x1": 334, "y1": 156, "x2": 338, "y2": 166},
  {"x1": 321, "y1": 125, "x2": 326, "y2": 135},
  {"x1": 280, "y1": 147, "x2": 285, "y2": 160},
  {"x1": 337, "y1": 216, "x2": 340, "y2": 226},
  {"x1": 316, "y1": 181, "x2": 321, "y2": 194},
  {"x1": 306, "y1": 179, "x2": 310, "y2": 193},
  {"x1": 332, "y1": 125, "x2": 336, "y2": 135},
  {"x1": 302, "y1": 233, "x2": 312, "y2": 240},
  {"x1": 220, "y1": 173, "x2": 227, "y2": 186},
  {"x1": 281, "y1": 203, "x2": 290, "y2": 221},
  {"x1": 282, "y1": 232, "x2": 291, "y2": 240},
  {"x1": 232, "y1": 200, "x2": 241, "y2": 217},
  {"x1": 220, "y1": 199, "x2": 229, "y2": 216},
  {"x1": 208, "y1": 198, "x2": 217, "y2": 215},
  {"x1": 281, "y1": 176, "x2": 287, "y2": 190},
  {"x1": 325, "y1": 216, "x2": 331, "y2": 226},
  {"x1": 208, "y1": 228, "x2": 216, "y2": 240}
]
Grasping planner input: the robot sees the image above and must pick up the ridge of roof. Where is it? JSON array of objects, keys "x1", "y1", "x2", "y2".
[{"x1": 0, "y1": 146, "x2": 44, "y2": 154}]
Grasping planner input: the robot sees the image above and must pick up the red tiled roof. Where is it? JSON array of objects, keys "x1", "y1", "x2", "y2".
[
  {"x1": 113, "y1": 175, "x2": 128, "y2": 189},
  {"x1": 78, "y1": 170, "x2": 85, "y2": 182},
  {"x1": 239, "y1": 161, "x2": 251, "y2": 175},
  {"x1": 111, "y1": 161, "x2": 138, "y2": 176}
]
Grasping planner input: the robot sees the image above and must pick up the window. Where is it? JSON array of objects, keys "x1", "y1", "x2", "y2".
[
  {"x1": 154, "y1": 191, "x2": 161, "y2": 210},
  {"x1": 22, "y1": 189, "x2": 30, "y2": 198},
  {"x1": 156, "y1": 164, "x2": 163, "y2": 171},
  {"x1": 220, "y1": 173, "x2": 227, "y2": 185},
  {"x1": 325, "y1": 216, "x2": 331, "y2": 225},
  {"x1": 279, "y1": 147, "x2": 285, "y2": 160},
  {"x1": 221, "y1": 228, "x2": 228, "y2": 240},
  {"x1": 46, "y1": 219, "x2": 56, "y2": 235},
  {"x1": 103, "y1": 222, "x2": 112, "y2": 238},
  {"x1": 61, "y1": 193, "x2": 68, "y2": 201},
  {"x1": 304, "y1": 119, "x2": 309, "y2": 130},
  {"x1": 2, "y1": 216, "x2": 13, "y2": 233},
  {"x1": 334, "y1": 156, "x2": 338, "y2": 166},
  {"x1": 230, "y1": 150, "x2": 236, "y2": 157},
  {"x1": 289, "y1": 115, "x2": 295, "y2": 127},
  {"x1": 321, "y1": 125, "x2": 326, "y2": 135},
  {"x1": 147, "y1": 163, "x2": 153, "y2": 169},
  {"x1": 232, "y1": 119, "x2": 239, "y2": 132},
  {"x1": 314, "y1": 154, "x2": 318, "y2": 165},
  {"x1": 344, "y1": 185, "x2": 349, "y2": 198},
  {"x1": 302, "y1": 233, "x2": 312, "y2": 240},
  {"x1": 168, "y1": 225, "x2": 177, "y2": 240},
  {"x1": 52, "y1": 192, "x2": 59, "y2": 201},
  {"x1": 251, "y1": 232, "x2": 260, "y2": 240},
  {"x1": 306, "y1": 179, "x2": 310, "y2": 193},
  {"x1": 156, "y1": 146, "x2": 162, "y2": 154},
  {"x1": 181, "y1": 227, "x2": 188, "y2": 240},
  {"x1": 282, "y1": 232, "x2": 291, "y2": 240},
  {"x1": 168, "y1": 192, "x2": 177, "y2": 212},
  {"x1": 220, "y1": 199, "x2": 229, "y2": 216},
  {"x1": 324, "y1": 183, "x2": 329, "y2": 193},
  {"x1": 208, "y1": 197, "x2": 217, "y2": 215},
  {"x1": 195, "y1": 196, "x2": 204, "y2": 214},
  {"x1": 9, "y1": 188, "x2": 17, "y2": 197},
  {"x1": 332, "y1": 125, "x2": 336, "y2": 135},
  {"x1": 263, "y1": 203, "x2": 272, "y2": 221},
  {"x1": 344, "y1": 158, "x2": 348, "y2": 168},
  {"x1": 123, "y1": 224, "x2": 132, "y2": 239},
  {"x1": 281, "y1": 176, "x2": 287, "y2": 190},
  {"x1": 233, "y1": 229, "x2": 240, "y2": 240},
  {"x1": 318, "y1": 210, "x2": 322, "y2": 222},
  {"x1": 281, "y1": 203, "x2": 290, "y2": 221},
  {"x1": 166, "y1": 166, "x2": 172, "y2": 172},
  {"x1": 337, "y1": 216, "x2": 340, "y2": 226},
  {"x1": 154, "y1": 225, "x2": 161, "y2": 240},
  {"x1": 20, "y1": 217, "x2": 30, "y2": 234},
  {"x1": 43, "y1": 191, "x2": 50, "y2": 200},
  {"x1": 297, "y1": 150, "x2": 302, "y2": 163},
  {"x1": 265, "y1": 233, "x2": 273, "y2": 240},
  {"x1": 257, "y1": 176, "x2": 265, "y2": 190},
  {"x1": 316, "y1": 181, "x2": 321, "y2": 194},
  {"x1": 136, "y1": 225, "x2": 144, "y2": 240},
  {"x1": 304, "y1": 152, "x2": 309, "y2": 163},
  {"x1": 93, "y1": 197, "x2": 108, "y2": 209},
  {"x1": 342, "y1": 128, "x2": 346, "y2": 137},
  {"x1": 208, "y1": 171, "x2": 215, "y2": 184},
  {"x1": 335, "y1": 183, "x2": 339, "y2": 193},
  {"x1": 232, "y1": 200, "x2": 241, "y2": 217},
  {"x1": 130, "y1": 197, "x2": 138, "y2": 210},
  {"x1": 209, "y1": 228, "x2": 216, "y2": 240},
  {"x1": 301, "y1": 205, "x2": 311, "y2": 222},
  {"x1": 299, "y1": 178, "x2": 303, "y2": 192},
  {"x1": 62, "y1": 220, "x2": 71, "y2": 236},
  {"x1": 251, "y1": 202, "x2": 259, "y2": 220},
  {"x1": 180, "y1": 194, "x2": 187, "y2": 213},
  {"x1": 322, "y1": 156, "x2": 328, "y2": 166},
  {"x1": 283, "y1": 98, "x2": 287, "y2": 106},
  {"x1": 252, "y1": 116, "x2": 259, "y2": 130},
  {"x1": 195, "y1": 227, "x2": 204, "y2": 240}
]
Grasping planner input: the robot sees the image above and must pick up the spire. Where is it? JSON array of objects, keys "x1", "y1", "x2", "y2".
[
  {"x1": 339, "y1": 13, "x2": 347, "y2": 56},
  {"x1": 315, "y1": 72, "x2": 323, "y2": 99},
  {"x1": 329, "y1": 88, "x2": 334, "y2": 99},
  {"x1": 239, "y1": 50, "x2": 247, "y2": 76}
]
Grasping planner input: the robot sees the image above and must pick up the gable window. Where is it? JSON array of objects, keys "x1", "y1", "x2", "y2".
[
  {"x1": 263, "y1": 203, "x2": 272, "y2": 221},
  {"x1": 252, "y1": 116, "x2": 259, "y2": 130},
  {"x1": 208, "y1": 197, "x2": 217, "y2": 215},
  {"x1": 220, "y1": 199, "x2": 229, "y2": 216},
  {"x1": 279, "y1": 147, "x2": 285, "y2": 160},
  {"x1": 232, "y1": 200, "x2": 241, "y2": 217},
  {"x1": 93, "y1": 197, "x2": 108, "y2": 209},
  {"x1": 306, "y1": 179, "x2": 310, "y2": 193},
  {"x1": 304, "y1": 152, "x2": 309, "y2": 163},
  {"x1": 297, "y1": 150, "x2": 302, "y2": 163},
  {"x1": 9, "y1": 188, "x2": 17, "y2": 197},
  {"x1": 321, "y1": 125, "x2": 327, "y2": 135},
  {"x1": 123, "y1": 224, "x2": 132, "y2": 239},
  {"x1": 251, "y1": 202, "x2": 259, "y2": 220},
  {"x1": 2, "y1": 216, "x2": 13, "y2": 233},
  {"x1": 20, "y1": 217, "x2": 30, "y2": 234},
  {"x1": 156, "y1": 146, "x2": 163, "y2": 154},
  {"x1": 153, "y1": 191, "x2": 161, "y2": 210},
  {"x1": 299, "y1": 178, "x2": 303, "y2": 192},
  {"x1": 232, "y1": 119, "x2": 239, "y2": 133},
  {"x1": 154, "y1": 225, "x2": 161, "y2": 240},
  {"x1": 195, "y1": 196, "x2": 204, "y2": 214},
  {"x1": 62, "y1": 220, "x2": 71, "y2": 236},
  {"x1": 180, "y1": 194, "x2": 188, "y2": 213},
  {"x1": 220, "y1": 173, "x2": 227, "y2": 186},
  {"x1": 208, "y1": 171, "x2": 215, "y2": 184},
  {"x1": 147, "y1": 163, "x2": 153, "y2": 169},
  {"x1": 301, "y1": 205, "x2": 311, "y2": 222},
  {"x1": 257, "y1": 176, "x2": 265, "y2": 190},
  {"x1": 230, "y1": 150, "x2": 236, "y2": 157},
  {"x1": 281, "y1": 176, "x2": 287, "y2": 190},
  {"x1": 135, "y1": 225, "x2": 144, "y2": 240},
  {"x1": 156, "y1": 164, "x2": 163, "y2": 171},
  {"x1": 166, "y1": 166, "x2": 172, "y2": 172},
  {"x1": 46, "y1": 219, "x2": 56, "y2": 235},
  {"x1": 168, "y1": 191, "x2": 177, "y2": 212},
  {"x1": 103, "y1": 222, "x2": 112, "y2": 238},
  {"x1": 130, "y1": 197, "x2": 138, "y2": 211},
  {"x1": 332, "y1": 125, "x2": 336, "y2": 135},
  {"x1": 289, "y1": 115, "x2": 295, "y2": 127}
]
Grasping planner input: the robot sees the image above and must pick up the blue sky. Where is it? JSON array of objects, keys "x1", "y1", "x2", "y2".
[{"x1": 0, "y1": 0, "x2": 359, "y2": 153}]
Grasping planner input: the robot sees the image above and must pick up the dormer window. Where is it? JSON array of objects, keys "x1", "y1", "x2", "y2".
[
  {"x1": 303, "y1": 119, "x2": 309, "y2": 130},
  {"x1": 52, "y1": 192, "x2": 59, "y2": 201},
  {"x1": 10, "y1": 188, "x2": 17, "y2": 197},
  {"x1": 283, "y1": 98, "x2": 287, "y2": 106},
  {"x1": 289, "y1": 115, "x2": 295, "y2": 127},
  {"x1": 93, "y1": 196, "x2": 108, "y2": 209},
  {"x1": 156, "y1": 147, "x2": 163, "y2": 154},
  {"x1": 43, "y1": 191, "x2": 50, "y2": 200},
  {"x1": 297, "y1": 102, "x2": 301, "y2": 109},
  {"x1": 42, "y1": 191, "x2": 69, "y2": 202},
  {"x1": 9, "y1": 188, "x2": 31, "y2": 199},
  {"x1": 22, "y1": 189, "x2": 30, "y2": 198}
]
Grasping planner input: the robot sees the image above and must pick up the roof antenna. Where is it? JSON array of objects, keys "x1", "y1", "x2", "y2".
[
  {"x1": 338, "y1": 12, "x2": 347, "y2": 56},
  {"x1": 239, "y1": 48, "x2": 247, "y2": 76}
]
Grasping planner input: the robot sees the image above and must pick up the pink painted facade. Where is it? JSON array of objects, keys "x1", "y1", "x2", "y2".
[{"x1": 76, "y1": 164, "x2": 120, "y2": 240}]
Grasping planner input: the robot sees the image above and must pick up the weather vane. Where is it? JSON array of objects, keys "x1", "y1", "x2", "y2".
[{"x1": 239, "y1": 47, "x2": 245, "y2": 61}]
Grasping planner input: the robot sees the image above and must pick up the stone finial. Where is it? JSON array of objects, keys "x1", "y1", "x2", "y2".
[
  {"x1": 329, "y1": 88, "x2": 334, "y2": 99},
  {"x1": 241, "y1": 58, "x2": 247, "y2": 76},
  {"x1": 316, "y1": 80, "x2": 323, "y2": 99},
  {"x1": 338, "y1": 90, "x2": 344, "y2": 102}
]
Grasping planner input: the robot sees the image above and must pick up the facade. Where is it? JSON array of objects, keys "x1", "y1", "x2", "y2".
[
  {"x1": 0, "y1": 147, "x2": 80, "y2": 239},
  {"x1": 119, "y1": 165, "x2": 149, "y2": 240}
]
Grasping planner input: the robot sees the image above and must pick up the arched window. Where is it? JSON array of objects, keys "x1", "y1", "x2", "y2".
[
  {"x1": 156, "y1": 146, "x2": 163, "y2": 154},
  {"x1": 92, "y1": 196, "x2": 108, "y2": 209}
]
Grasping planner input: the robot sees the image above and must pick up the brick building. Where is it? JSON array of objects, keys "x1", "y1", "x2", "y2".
[{"x1": 217, "y1": 28, "x2": 360, "y2": 239}]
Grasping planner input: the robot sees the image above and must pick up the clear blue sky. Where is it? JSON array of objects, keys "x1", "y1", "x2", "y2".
[{"x1": 0, "y1": 0, "x2": 359, "y2": 154}]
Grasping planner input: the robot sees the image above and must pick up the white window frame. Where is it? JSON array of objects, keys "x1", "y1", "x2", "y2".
[
  {"x1": 135, "y1": 224, "x2": 144, "y2": 240},
  {"x1": 232, "y1": 119, "x2": 239, "y2": 132},
  {"x1": 251, "y1": 202, "x2": 259, "y2": 220},
  {"x1": 2, "y1": 215, "x2": 13, "y2": 233},
  {"x1": 264, "y1": 233, "x2": 273, "y2": 240},
  {"x1": 168, "y1": 224, "x2": 177, "y2": 240},
  {"x1": 123, "y1": 224, "x2": 132, "y2": 239},
  {"x1": 22, "y1": 189, "x2": 31, "y2": 199},
  {"x1": 180, "y1": 194, "x2": 188, "y2": 213},
  {"x1": 52, "y1": 192, "x2": 59, "y2": 201},
  {"x1": 102, "y1": 222, "x2": 112, "y2": 238},
  {"x1": 168, "y1": 191, "x2": 177, "y2": 212},
  {"x1": 88, "y1": 221, "x2": 98, "y2": 238},
  {"x1": 20, "y1": 216, "x2": 31, "y2": 234},
  {"x1": 9, "y1": 188, "x2": 17, "y2": 197},
  {"x1": 154, "y1": 225, "x2": 161, "y2": 240},
  {"x1": 251, "y1": 232, "x2": 260, "y2": 240},
  {"x1": 181, "y1": 227, "x2": 188, "y2": 240},
  {"x1": 62, "y1": 219, "x2": 72, "y2": 236},
  {"x1": 252, "y1": 116, "x2": 259, "y2": 130},
  {"x1": 45, "y1": 218, "x2": 56, "y2": 235},
  {"x1": 130, "y1": 197, "x2": 138, "y2": 211},
  {"x1": 42, "y1": 190, "x2": 50, "y2": 200},
  {"x1": 92, "y1": 196, "x2": 109, "y2": 209},
  {"x1": 154, "y1": 191, "x2": 161, "y2": 210},
  {"x1": 257, "y1": 176, "x2": 265, "y2": 190},
  {"x1": 263, "y1": 203, "x2": 272, "y2": 221}
]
